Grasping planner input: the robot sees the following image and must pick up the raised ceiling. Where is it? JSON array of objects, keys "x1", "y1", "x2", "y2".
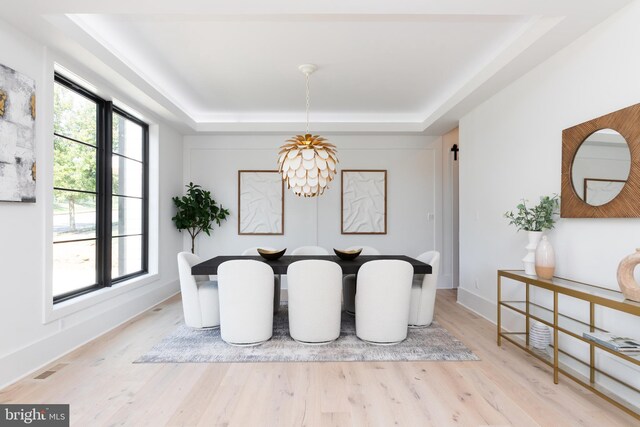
[{"x1": 0, "y1": 0, "x2": 633, "y2": 134}]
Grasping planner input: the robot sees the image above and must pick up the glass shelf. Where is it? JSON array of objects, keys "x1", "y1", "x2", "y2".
[
  {"x1": 500, "y1": 300, "x2": 640, "y2": 365},
  {"x1": 500, "y1": 270, "x2": 640, "y2": 316},
  {"x1": 501, "y1": 332, "x2": 640, "y2": 413}
]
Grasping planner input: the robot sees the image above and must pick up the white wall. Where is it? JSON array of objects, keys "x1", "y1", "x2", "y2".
[
  {"x1": 0, "y1": 19, "x2": 183, "y2": 388},
  {"x1": 183, "y1": 134, "x2": 453, "y2": 287},
  {"x1": 458, "y1": 0, "x2": 640, "y2": 402}
]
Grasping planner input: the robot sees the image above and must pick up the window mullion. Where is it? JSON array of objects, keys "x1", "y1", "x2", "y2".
[
  {"x1": 142, "y1": 124, "x2": 149, "y2": 273},
  {"x1": 98, "y1": 101, "x2": 114, "y2": 287}
]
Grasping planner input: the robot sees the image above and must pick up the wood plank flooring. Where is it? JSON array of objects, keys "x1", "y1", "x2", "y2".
[{"x1": 0, "y1": 290, "x2": 637, "y2": 426}]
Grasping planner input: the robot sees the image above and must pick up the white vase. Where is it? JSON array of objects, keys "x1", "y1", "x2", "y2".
[
  {"x1": 535, "y1": 236, "x2": 556, "y2": 280},
  {"x1": 530, "y1": 320, "x2": 551, "y2": 350},
  {"x1": 522, "y1": 231, "x2": 543, "y2": 275}
]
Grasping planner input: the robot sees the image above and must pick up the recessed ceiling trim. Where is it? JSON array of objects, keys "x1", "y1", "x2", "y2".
[
  {"x1": 419, "y1": 15, "x2": 564, "y2": 131},
  {"x1": 4, "y1": 0, "x2": 629, "y2": 134}
]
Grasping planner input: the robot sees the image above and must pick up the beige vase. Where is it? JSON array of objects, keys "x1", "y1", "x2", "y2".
[
  {"x1": 535, "y1": 236, "x2": 555, "y2": 280},
  {"x1": 617, "y1": 249, "x2": 640, "y2": 302}
]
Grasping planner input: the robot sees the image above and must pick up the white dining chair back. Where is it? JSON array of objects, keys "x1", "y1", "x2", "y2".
[
  {"x1": 241, "y1": 247, "x2": 276, "y2": 255},
  {"x1": 355, "y1": 260, "x2": 413, "y2": 344},
  {"x1": 342, "y1": 246, "x2": 381, "y2": 315},
  {"x1": 241, "y1": 247, "x2": 282, "y2": 314},
  {"x1": 346, "y1": 246, "x2": 381, "y2": 255},
  {"x1": 287, "y1": 260, "x2": 343, "y2": 344},
  {"x1": 217, "y1": 260, "x2": 275, "y2": 345},
  {"x1": 177, "y1": 252, "x2": 220, "y2": 329},
  {"x1": 409, "y1": 251, "x2": 440, "y2": 327},
  {"x1": 291, "y1": 246, "x2": 329, "y2": 255}
]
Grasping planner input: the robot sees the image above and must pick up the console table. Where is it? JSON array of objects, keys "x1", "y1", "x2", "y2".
[{"x1": 497, "y1": 270, "x2": 640, "y2": 421}]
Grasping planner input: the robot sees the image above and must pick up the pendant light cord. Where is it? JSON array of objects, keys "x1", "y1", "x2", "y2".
[{"x1": 305, "y1": 72, "x2": 310, "y2": 135}]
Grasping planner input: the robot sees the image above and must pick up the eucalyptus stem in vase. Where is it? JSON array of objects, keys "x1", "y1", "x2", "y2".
[{"x1": 504, "y1": 195, "x2": 559, "y2": 276}]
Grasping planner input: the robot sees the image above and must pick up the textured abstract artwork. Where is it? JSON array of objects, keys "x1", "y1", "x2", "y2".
[
  {"x1": 341, "y1": 170, "x2": 387, "y2": 234},
  {"x1": 585, "y1": 178, "x2": 626, "y2": 206},
  {"x1": 238, "y1": 170, "x2": 284, "y2": 235},
  {"x1": 0, "y1": 64, "x2": 36, "y2": 202}
]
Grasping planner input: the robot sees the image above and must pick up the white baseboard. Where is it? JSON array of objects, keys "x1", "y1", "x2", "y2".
[
  {"x1": 0, "y1": 280, "x2": 179, "y2": 390},
  {"x1": 456, "y1": 287, "x2": 497, "y2": 323},
  {"x1": 438, "y1": 273, "x2": 454, "y2": 289}
]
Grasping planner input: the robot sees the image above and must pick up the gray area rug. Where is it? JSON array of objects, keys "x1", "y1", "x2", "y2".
[{"x1": 136, "y1": 309, "x2": 478, "y2": 363}]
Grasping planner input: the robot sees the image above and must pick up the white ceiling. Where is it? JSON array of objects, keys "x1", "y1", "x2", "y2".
[{"x1": 0, "y1": 1, "x2": 633, "y2": 134}]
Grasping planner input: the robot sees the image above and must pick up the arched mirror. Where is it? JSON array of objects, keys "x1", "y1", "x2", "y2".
[
  {"x1": 561, "y1": 103, "x2": 640, "y2": 218},
  {"x1": 571, "y1": 128, "x2": 631, "y2": 206}
]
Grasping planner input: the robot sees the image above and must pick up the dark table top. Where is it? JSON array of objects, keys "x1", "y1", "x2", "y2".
[{"x1": 192, "y1": 255, "x2": 432, "y2": 275}]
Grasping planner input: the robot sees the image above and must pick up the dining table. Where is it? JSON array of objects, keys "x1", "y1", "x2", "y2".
[{"x1": 191, "y1": 255, "x2": 432, "y2": 275}]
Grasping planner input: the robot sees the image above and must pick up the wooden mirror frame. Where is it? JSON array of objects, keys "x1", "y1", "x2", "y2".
[{"x1": 561, "y1": 103, "x2": 640, "y2": 218}]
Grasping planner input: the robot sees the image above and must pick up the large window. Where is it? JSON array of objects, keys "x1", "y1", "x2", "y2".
[{"x1": 53, "y1": 74, "x2": 148, "y2": 302}]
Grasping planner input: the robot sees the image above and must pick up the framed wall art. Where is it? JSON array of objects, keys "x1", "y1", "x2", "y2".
[
  {"x1": 0, "y1": 63, "x2": 36, "y2": 202},
  {"x1": 341, "y1": 169, "x2": 387, "y2": 234},
  {"x1": 238, "y1": 170, "x2": 284, "y2": 235},
  {"x1": 584, "y1": 178, "x2": 626, "y2": 206}
]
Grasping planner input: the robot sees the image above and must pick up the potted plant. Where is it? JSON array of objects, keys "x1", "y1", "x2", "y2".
[
  {"x1": 172, "y1": 182, "x2": 230, "y2": 253},
  {"x1": 504, "y1": 195, "x2": 559, "y2": 275}
]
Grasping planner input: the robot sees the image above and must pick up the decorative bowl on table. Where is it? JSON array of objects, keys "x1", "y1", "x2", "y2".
[
  {"x1": 257, "y1": 248, "x2": 286, "y2": 260},
  {"x1": 333, "y1": 248, "x2": 363, "y2": 261}
]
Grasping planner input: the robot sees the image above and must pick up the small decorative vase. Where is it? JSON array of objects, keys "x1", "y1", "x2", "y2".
[
  {"x1": 535, "y1": 236, "x2": 555, "y2": 280},
  {"x1": 530, "y1": 321, "x2": 551, "y2": 350},
  {"x1": 617, "y1": 249, "x2": 640, "y2": 302},
  {"x1": 522, "y1": 231, "x2": 543, "y2": 275}
]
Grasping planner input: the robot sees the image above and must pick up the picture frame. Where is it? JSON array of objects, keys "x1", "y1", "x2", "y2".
[
  {"x1": 341, "y1": 169, "x2": 387, "y2": 235},
  {"x1": 238, "y1": 170, "x2": 284, "y2": 235},
  {"x1": 584, "y1": 178, "x2": 626, "y2": 206}
]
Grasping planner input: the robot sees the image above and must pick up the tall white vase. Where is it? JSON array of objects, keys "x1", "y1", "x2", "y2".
[{"x1": 522, "y1": 231, "x2": 543, "y2": 275}]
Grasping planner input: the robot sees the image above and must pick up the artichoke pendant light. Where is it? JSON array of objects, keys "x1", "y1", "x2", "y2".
[{"x1": 278, "y1": 64, "x2": 338, "y2": 197}]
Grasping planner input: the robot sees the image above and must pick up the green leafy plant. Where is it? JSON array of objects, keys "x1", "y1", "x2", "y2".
[
  {"x1": 172, "y1": 182, "x2": 230, "y2": 253},
  {"x1": 504, "y1": 195, "x2": 560, "y2": 232}
]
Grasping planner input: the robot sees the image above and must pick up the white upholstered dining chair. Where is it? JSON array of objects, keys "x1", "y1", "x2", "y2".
[
  {"x1": 287, "y1": 260, "x2": 343, "y2": 344},
  {"x1": 217, "y1": 260, "x2": 274, "y2": 346},
  {"x1": 342, "y1": 246, "x2": 381, "y2": 315},
  {"x1": 355, "y1": 260, "x2": 413, "y2": 344},
  {"x1": 408, "y1": 251, "x2": 440, "y2": 328},
  {"x1": 242, "y1": 247, "x2": 282, "y2": 313},
  {"x1": 291, "y1": 246, "x2": 329, "y2": 255},
  {"x1": 177, "y1": 252, "x2": 220, "y2": 329}
]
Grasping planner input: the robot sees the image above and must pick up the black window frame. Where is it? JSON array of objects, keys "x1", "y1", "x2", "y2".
[{"x1": 53, "y1": 73, "x2": 149, "y2": 303}]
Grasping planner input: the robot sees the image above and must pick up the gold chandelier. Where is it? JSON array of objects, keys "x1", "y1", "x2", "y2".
[{"x1": 278, "y1": 64, "x2": 338, "y2": 197}]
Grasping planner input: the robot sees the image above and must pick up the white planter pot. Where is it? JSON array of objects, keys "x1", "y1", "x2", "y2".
[{"x1": 522, "y1": 231, "x2": 543, "y2": 275}]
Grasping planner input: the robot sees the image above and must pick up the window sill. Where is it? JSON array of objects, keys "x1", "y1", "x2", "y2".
[{"x1": 43, "y1": 273, "x2": 159, "y2": 324}]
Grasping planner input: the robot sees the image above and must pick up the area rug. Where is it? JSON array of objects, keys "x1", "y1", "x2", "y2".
[{"x1": 135, "y1": 309, "x2": 478, "y2": 363}]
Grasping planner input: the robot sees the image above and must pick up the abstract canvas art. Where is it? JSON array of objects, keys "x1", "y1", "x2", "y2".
[
  {"x1": 584, "y1": 178, "x2": 626, "y2": 206},
  {"x1": 341, "y1": 169, "x2": 387, "y2": 234},
  {"x1": 238, "y1": 170, "x2": 284, "y2": 235},
  {"x1": 0, "y1": 63, "x2": 36, "y2": 202}
]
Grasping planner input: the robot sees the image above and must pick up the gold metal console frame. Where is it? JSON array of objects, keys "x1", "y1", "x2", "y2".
[{"x1": 497, "y1": 270, "x2": 640, "y2": 420}]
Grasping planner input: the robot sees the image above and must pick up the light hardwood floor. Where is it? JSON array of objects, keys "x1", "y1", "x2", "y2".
[{"x1": 1, "y1": 290, "x2": 637, "y2": 426}]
